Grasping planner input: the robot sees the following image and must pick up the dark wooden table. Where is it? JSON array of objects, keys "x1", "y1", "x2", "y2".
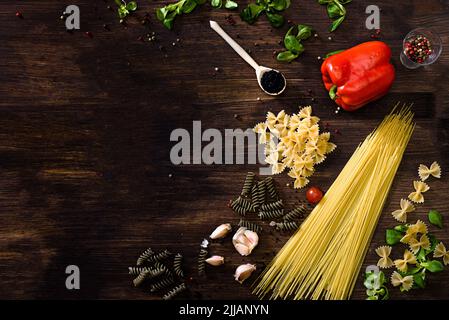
[{"x1": 1, "y1": 0, "x2": 448, "y2": 300}]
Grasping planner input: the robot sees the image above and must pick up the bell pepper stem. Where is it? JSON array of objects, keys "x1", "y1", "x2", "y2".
[
  {"x1": 329, "y1": 85, "x2": 338, "y2": 100},
  {"x1": 325, "y1": 50, "x2": 345, "y2": 58}
]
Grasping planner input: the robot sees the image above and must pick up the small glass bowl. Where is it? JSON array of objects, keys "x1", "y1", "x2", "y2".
[{"x1": 400, "y1": 28, "x2": 442, "y2": 69}]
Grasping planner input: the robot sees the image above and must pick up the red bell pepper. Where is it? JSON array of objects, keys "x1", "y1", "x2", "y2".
[{"x1": 321, "y1": 41, "x2": 395, "y2": 111}]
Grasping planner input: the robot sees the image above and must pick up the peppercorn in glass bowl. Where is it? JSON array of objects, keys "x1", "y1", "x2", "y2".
[{"x1": 400, "y1": 28, "x2": 442, "y2": 69}]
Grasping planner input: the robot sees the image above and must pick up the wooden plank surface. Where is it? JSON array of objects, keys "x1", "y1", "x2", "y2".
[{"x1": 0, "y1": 0, "x2": 448, "y2": 299}]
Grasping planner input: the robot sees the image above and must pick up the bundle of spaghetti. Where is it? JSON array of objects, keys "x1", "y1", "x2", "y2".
[{"x1": 254, "y1": 108, "x2": 414, "y2": 300}]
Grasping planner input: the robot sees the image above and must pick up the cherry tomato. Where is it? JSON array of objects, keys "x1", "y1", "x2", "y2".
[{"x1": 306, "y1": 186, "x2": 323, "y2": 204}]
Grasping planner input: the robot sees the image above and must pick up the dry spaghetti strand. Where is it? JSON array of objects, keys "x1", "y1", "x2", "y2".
[{"x1": 254, "y1": 107, "x2": 415, "y2": 300}]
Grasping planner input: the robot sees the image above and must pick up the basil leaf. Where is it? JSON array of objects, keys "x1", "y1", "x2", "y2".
[
  {"x1": 284, "y1": 35, "x2": 301, "y2": 53},
  {"x1": 327, "y1": 3, "x2": 343, "y2": 19},
  {"x1": 407, "y1": 266, "x2": 424, "y2": 275},
  {"x1": 318, "y1": 0, "x2": 331, "y2": 4},
  {"x1": 126, "y1": 1, "x2": 137, "y2": 11},
  {"x1": 413, "y1": 273, "x2": 426, "y2": 289},
  {"x1": 330, "y1": 15, "x2": 345, "y2": 32},
  {"x1": 428, "y1": 233, "x2": 439, "y2": 252},
  {"x1": 240, "y1": 4, "x2": 264, "y2": 24},
  {"x1": 386, "y1": 228, "x2": 403, "y2": 245},
  {"x1": 339, "y1": 0, "x2": 352, "y2": 4},
  {"x1": 211, "y1": 0, "x2": 222, "y2": 8},
  {"x1": 166, "y1": 3, "x2": 180, "y2": 11},
  {"x1": 266, "y1": 12, "x2": 284, "y2": 28},
  {"x1": 421, "y1": 260, "x2": 444, "y2": 273},
  {"x1": 118, "y1": 7, "x2": 129, "y2": 18},
  {"x1": 182, "y1": 0, "x2": 198, "y2": 13},
  {"x1": 378, "y1": 270, "x2": 386, "y2": 285},
  {"x1": 225, "y1": 0, "x2": 238, "y2": 9},
  {"x1": 417, "y1": 248, "x2": 428, "y2": 262},
  {"x1": 394, "y1": 224, "x2": 408, "y2": 233},
  {"x1": 380, "y1": 286, "x2": 389, "y2": 300},
  {"x1": 156, "y1": 7, "x2": 168, "y2": 20},
  {"x1": 428, "y1": 209, "x2": 443, "y2": 228},
  {"x1": 163, "y1": 18, "x2": 174, "y2": 29},
  {"x1": 296, "y1": 24, "x2": 313, "y2": 40},
  {"x1": 269, "y1": 0, "x2": 288, "y2": 11},
  {"x1": 115, "y1": 0, "x2": 124, "y2": 5},
  {"x1": 285, "y1": 26, "x2": 294, "y2": 37},
  {"x1": 366, "y1": 295, "x2": 378, "y2": 300},
  {"x1": 276, "y1": 51, "x2": 298, "y2": 62},
  {"x1": 163, "y1": 12, "x2": 177, "y2": 29}
]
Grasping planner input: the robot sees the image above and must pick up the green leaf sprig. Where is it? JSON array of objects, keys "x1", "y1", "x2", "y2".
[
  {"x1": 277, "y1": 24, "x2": 313, "y2": 62},
  {"x1": 115, "y1": 0, "x2": 138, "y2": 22},
  {"x1": 428, "y1": 209, "x2": 443, "y2": 228},
  {"x1": 317, "y1": 0, "x2": 351, "y2": 32},
  {"x1": 363, "y1": 270, "x2": 389, "y2": 300},
  {"x1": 211, "y1": 0, "x2": 238, "y2": 9},
  {"x1": 240, "y1": 0, "x2": 291, "y2": 28},
  {"x1": 156, "y1": 0, "x2": 206, "y2": 30}
]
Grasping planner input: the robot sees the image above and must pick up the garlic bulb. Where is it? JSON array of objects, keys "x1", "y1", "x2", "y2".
[
  {"x1": 232, "y1": 227, "x2": 259, "y2": 256},
  {"x1": 209, "y1": 223, "x2": 232, "y2": 239},
  {"x1": 234, "y1": 264, "x2": 256, "y2": 284},
  {"x1": 205, "y1": 255, "x2": 225, "y2": 266}
]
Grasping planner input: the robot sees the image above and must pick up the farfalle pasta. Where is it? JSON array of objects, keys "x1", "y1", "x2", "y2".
[
  {"x1": 375, "y1": 246, "x2": 394, "y2": 269},
  {"x1": 434, "y1": 242, "x2": 449, "y2": 266},
  {"x1": 254, "y1": 106, "x2": 336, "y2": 188},
  {"x1": 391, "y1": 199, "x2": 415, "y2": 223},
  {"x1": 401, "y1": 220, "x2": 428, "y2": 244},
  {"x1": 394, "y1": 249, "x2": 417, "y2": 272},
  {"x1": 408, "y1": 180, "x2": 430, "y2": 203},
  {"x1": 391, "y1": 271, "x2": 414, "y2": 291},
  {"x1": 409, "y1": 219, "x2": 428, "y2": 235},
  {"x1": 409, "y1": 234, "x2": 431, "y2": 254},
  {"x1": 418, "y1": 161, "x2": 441, "y2": 181}
]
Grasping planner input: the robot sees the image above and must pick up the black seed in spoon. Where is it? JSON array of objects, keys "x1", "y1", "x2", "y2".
[{"x1": 261, "y1": 70, "x2": 285, "y2": 94}]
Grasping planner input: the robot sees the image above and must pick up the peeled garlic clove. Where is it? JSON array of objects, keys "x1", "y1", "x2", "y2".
[
  {"x1": 244, "y1": 229, "x2": 259, "y2": 247},
  {"x1": 234, "y1": 243, "x2": 251, "y2": 256},
  {"x1": 232, "y1": 227, "x2": 259, "y2": 256},
  {"x1": 234, "y1": 264, "x2": 256, "y2": 284},
  {"x1": 232, "y1": 227, "x2": 247, "y2": 244},
  {"x1": 205, "y1": 255, "x2": 224, "y2": 266},
  {"x1": 210, "y1": 223, "x2": 232, "y2": 240},
  {"x1": 232, "y1": 227, "x2": 252, "y2": 247}
]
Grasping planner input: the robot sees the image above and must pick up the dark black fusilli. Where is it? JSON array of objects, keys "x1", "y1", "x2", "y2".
[
  {"x1": 260, "y1": 199, "x2": 284, "y2": 211},
  {"x1": 231, "y1": 196, "x2": 255, "y2": 216},
  {"x1": 238, "y1": 219, "x2": 262, "y2": 233},
  {"x1": 264, "y1": 177, "x2": 279, "y2": 201},
  {"x1": 241, "y1": 172, "x2": 255, "y2": 197},
  {"x1": 150, "y1": 276, "x2": 175, "y2": 292},
  {"x1": 146, "y1": 249, "x2": 171, "y2": 264},
  {"x1": 198, "y1": 248, "x2": 208, "y2": 276},
  {"x1": 136, "y1": 247, "x2": 154, "y2": 266},
  {"x1": 128, "y1": 266, "x2": 151, "y2": 276},
  {"x1": 162, "y1": 283, "x2": 186, "y2": 300},
  {"x1": 283, "y1": 206, "x2": 306, "y2": 222},
  {"x1": 258, "y1": 209, "x2": 284, "y2": 220},
  {"x1": 173, "y1": 253, "x2": 184, "y2": 278},
  {"x1": 271, "y1": 221, "x2": 299, "y2": 231}
]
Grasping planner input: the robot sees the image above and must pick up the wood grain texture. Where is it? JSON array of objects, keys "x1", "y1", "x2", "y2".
[{"x1": 0, "y1": 0, "x2": 448, "y2": 300}]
